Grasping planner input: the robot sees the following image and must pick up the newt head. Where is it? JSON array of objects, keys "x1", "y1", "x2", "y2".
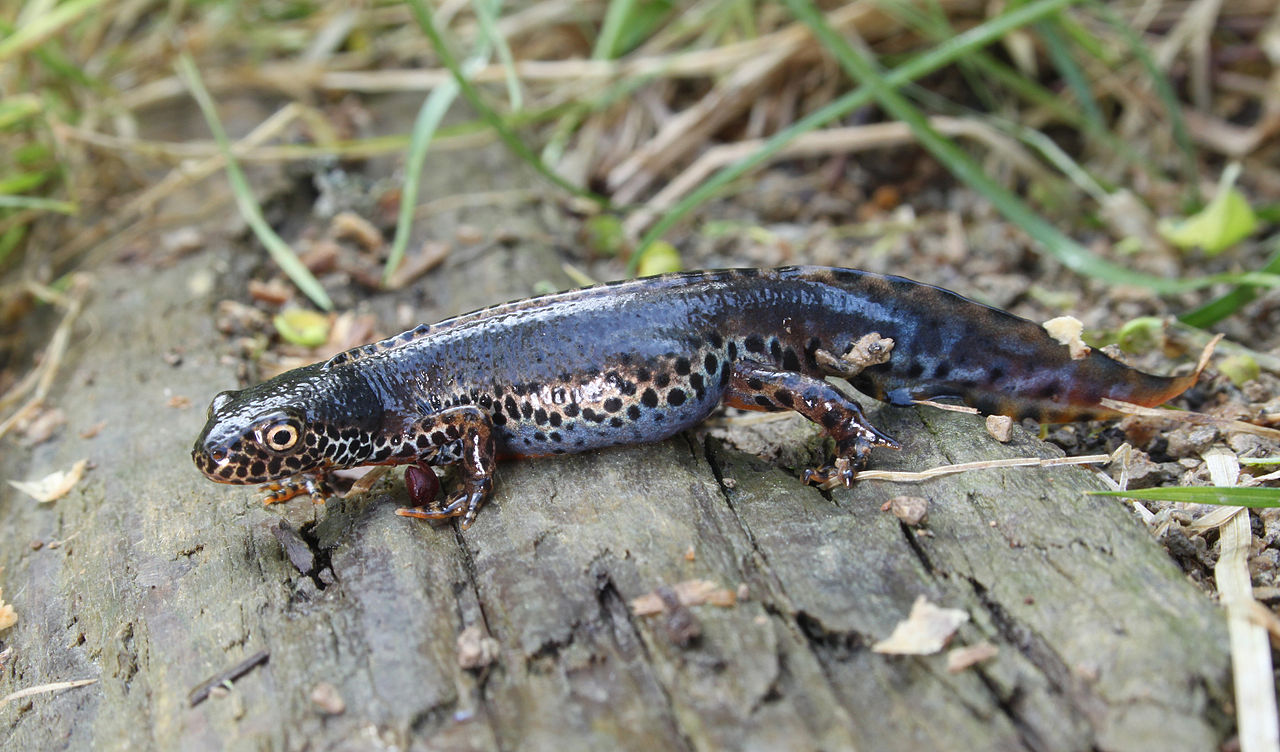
[
  {"x1": 192, "y1": 363, "x2": 374, "y2": 485},
  {"x1": 193, "y1": 387, "x2": 319, "y2": 485}
]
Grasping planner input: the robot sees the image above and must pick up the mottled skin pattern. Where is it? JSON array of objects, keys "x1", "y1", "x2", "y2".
[{"x1": 193, "y1": 266, "x2": 1199, "y2": 528}]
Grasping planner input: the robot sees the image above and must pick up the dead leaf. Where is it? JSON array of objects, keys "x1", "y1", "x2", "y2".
[
  {"x1": 872, "y1": 596, "x2": 969, "y2": 655},
  {"x1": 9, "y1": 459, "x2": 88, "y2": 503}
]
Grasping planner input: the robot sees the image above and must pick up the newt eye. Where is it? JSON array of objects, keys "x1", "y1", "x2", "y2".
[{"x1": 256, "y1": 420, "x2": 300, "y2": 452}]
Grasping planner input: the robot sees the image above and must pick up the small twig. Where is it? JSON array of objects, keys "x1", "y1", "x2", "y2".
[
  {"x1": 188, "y1": 649, "x2": 270, "y2": 707},
  {"x1": 0, "y1": 678, "x2": 97, "y2": 711},
  {"x1": 843, "y1": 452, "x2": 1113, "y2": 488},
  {"x1": 1100, "y1": 398, "x2": 1280, "y2": 441},
  {"x1": 0, "y1": 276, "x2": 88, "y2": 441}
]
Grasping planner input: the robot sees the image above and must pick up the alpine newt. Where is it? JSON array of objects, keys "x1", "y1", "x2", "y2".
[{"x1": 193, "y1": 266, "x2": 1204, "y2": 528}]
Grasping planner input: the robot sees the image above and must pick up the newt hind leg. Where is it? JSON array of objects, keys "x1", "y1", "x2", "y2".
[
  {"x1": 725, "y1": 360, "x2": 899, "y2": 487},
  {"x1": 395, "y1": 406, "x2": 495, "y2": 529}
]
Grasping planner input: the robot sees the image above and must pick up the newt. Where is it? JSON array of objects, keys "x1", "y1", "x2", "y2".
[{"x1": 193, "y1": 266, "x2": 1205, "y2": 528}]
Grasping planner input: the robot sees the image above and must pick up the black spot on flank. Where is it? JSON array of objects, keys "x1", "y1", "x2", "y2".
[
  {"x1": 620, "y1": 380, "x2": 636, "y2": 396},
  {"x1": 704, "y1": 353, "x2": 719, "y2": 374},
  {"x1": 637, "y1": 368, "x2": 652, "y2": 382},
  {"x1": 667, "y1": 389, "x2": 687, "y2": 406},
  {"x1": 583, "y1": 408, "x2": 604, "y2": 423},
  {"x1": 604, "y1": 397, "x2": 623, "y2": 413},
  {"x1": 719, "y1": 368, "x2": 731, "y2": 387},
  {"x1": 550, "y1": 432, "x2": 562, "y2": 442},
  {"x1": 458, "y1": 394, "x2": 472, "y2": 405},
  {"x1": 478, "y1": 394, "x2": 492, "y2": 408},
  {"x1": 610, "y1": 417, "x2": 624, "y2": 428},
  {"x1": 492, "y1": 413, "x2": 508, "y2": 426},
  {"x1": 745, "y1": 334, "x2": 765, "y2": 354},
  {"x1": 549, "y1": 412, "x2": 562, "y2": 427},
  {"x1": 250, "y1": 460, "x2": 266, "y2": 477},
  {"x1": 446, "y1": 425, "x2": 461, "y2": 440},
  {"x1": 747, "y1": 377, "x2": 763, "y2": 390},
  {"x1": 505, "y1": 396, "x2": 519, "y2": 416},
  {"x1": 933, "y1": 361, "x2": 952, "y2": 379},
  {"x1": 415, "y1": 435, "x2": 432, "y2": 450},
  {"x1": 906, "y1": 361, "x2": 925, "y2": 379},
  {"x1": 218, "y1": 466, "x2": 236, "y2": 479},
  {"x1": 534, "y1": 408, "x2": 548, "y2": 424},
  {"x1": 521, "y1": 403, "x2": 534, "y2": 419},
  {"x1": 535, "y1": 431, "x2": 547, "y2": 442},
  {"x1": 821, "y1": 412, "x2": 841, "y2": 429},
  {"x1": 512, "y1": 384, "x2": 526, "y2": 396},
  {"x1": 564, "y1": 403, "x2": 580, "y2": 417},
  {"x1": 675, "y1": 357, "x2": 692, "y2": 375},
  {"x1": 770, "y1": 339, "x2": 783, "y2": 361},
  {"x1": 989, "y1": 365, "x2": 1006, "y2": 381},
  {"x1": 627, "y1": 405, "x2": 641, "y2": 420},
  {"x1": 782, "y1": 349, "x2": 801, "y2": 372},
  {"x1": 655, "y1": 372, "x2": 671, "y2": 388},
  {"x1": 641, "y1": 388, "x2": 659, "y2": 408},
  {"x1": 493, "y1": 385, "x2": 505, "y2": 396},
  {"x1": 727, "y1": 341, "x2": 738, "y2": 360},
  {"x1": 775, "y1": 390, "x2": 794, "y2": 408},
  {"x1": 754, "y1": 395, "x2": 773, "y2": 408},
  {"x1": 690, "y1": 373, "x2": 705, "y2": 397},
  {"x1": 525, "y1": 381, "x2": 542, "y2": 394},
  {"x1": 342, "y1": 427, "x2": 359, "y2": 441},
  {"x1": 707, "y1": 331, "x2": 724, "y2": 349}
]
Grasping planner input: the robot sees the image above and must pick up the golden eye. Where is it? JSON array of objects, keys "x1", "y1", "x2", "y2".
[{"x1": 258, "y1": 422, "x2": 299, "y2": 452}]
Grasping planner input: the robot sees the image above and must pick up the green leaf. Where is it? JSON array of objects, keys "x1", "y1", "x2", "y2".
[
  {"x1": 273, "y1": 309, "x2": 331, "y2": 348},
  {"x1": 1217, "y1": 354, "x2": 1260, "y2": 386},
  {"x1": 1158, "y1": 164, "x2": 1257, "y2": 255},
  {"x1": 1091, "y1": 486, "x2": 1280, "y2": 508},
  {"x1": 176, "y1": 54, "x2": 333, "y2": 311}
]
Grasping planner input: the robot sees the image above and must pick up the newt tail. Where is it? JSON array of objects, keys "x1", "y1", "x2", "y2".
[{"x1": 193, "y1": 266, "x2": 1208, "y2": 529}]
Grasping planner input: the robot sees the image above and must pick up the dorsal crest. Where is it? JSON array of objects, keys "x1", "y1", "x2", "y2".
[{"x1": 322, "y1": 323, "x2": 433, "y2": 369}]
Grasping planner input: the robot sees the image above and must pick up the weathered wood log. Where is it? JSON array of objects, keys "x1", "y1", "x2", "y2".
[{"x1": 0, "y1": 243, "x2": 1232, "y2": 751}]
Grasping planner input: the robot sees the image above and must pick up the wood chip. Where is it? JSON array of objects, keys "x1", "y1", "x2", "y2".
[
  {"x1": 985, "y1": 414, "x2": 1014, "y2": 443},
  {"x1": 0, "y1": 586, "x2": 15, "y2": 631},
  {"x1": 882, "y1": 495, "x2": 928, "y2": 526},
  {"x1": 385, "y1": 240, "x2": 451, "y2": 290},
  {"x1": 9, "y1": 459, "x2": 88, "y2": 503},
  {"x1": 456, "y1": 625, "x2": 499, "y2": 670},
  {"x1": 1042, "y1": 316, "x2": 1090, "y2": 359},
  {"x1": 872, "y1": 596, "x2": 969, "y2": 655},
  {"x1": 20, "y1": 406, "x2": 66, "y2": 446},
  {"x1": 946, "y1": 642, "x2": 999, "y2": 672},
  {"x1": 330, "y1": 211, "x2": 384, "y2": 252},
  {"x1": 309, "y1": 682, "x2": 345, "y2": 715},
  {"x1": 630, "y1": 579, "x2": 737, "y2": 616},
  {"x1": 247, "y1": 278, "x2": 294, "y2": 306}
]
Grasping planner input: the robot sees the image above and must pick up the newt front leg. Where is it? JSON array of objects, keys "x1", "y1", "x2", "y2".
[
  {"x1": 395, "y1": 406, "x2": 496, "y2": 529},
  {"x1": 724, "y1": 360, "x2": 899, "y2": 487}
]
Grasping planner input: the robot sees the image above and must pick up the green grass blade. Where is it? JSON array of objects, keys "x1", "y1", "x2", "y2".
[
  {"x1": 1085, "y1": 0, "x2": 1198, "y2": 197},
  {"x1": 630, "y1": 0, "x2": 1087, "y2": 275},
  {"x1": 406, "y1": 0, "x2": 607, "y2": 207},
  {"x1": 1034, "y1": 16, "x2": 1104, "y2": 134},
  {"x1": 471, "y1": 0, "x2": 522, "y2": 110},
  {"x1": 176, "y1": 54, "x2": 333, "y2": 311},
  {"x1": 594, "y1": 0, "x2": 637, "y2": 59},
  {"x1": 1180, "y1": 234, "x2": 1280, "y2": 328},
  {"x1": 0, "y1": 195, "x2": 76, "y2": 213},
  {"x1": 781, "y1": 0, "x2": 1201, "y2": 294},
  {"x1": 0, "y1": 0, "x2": 105, "y2": 62},
  {"x1": 1091, "y1": 486, "x2": 1280, "y2": 508},
  {"x1": 385, "y1": 9, "x2": 496, "y2": 283}
]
